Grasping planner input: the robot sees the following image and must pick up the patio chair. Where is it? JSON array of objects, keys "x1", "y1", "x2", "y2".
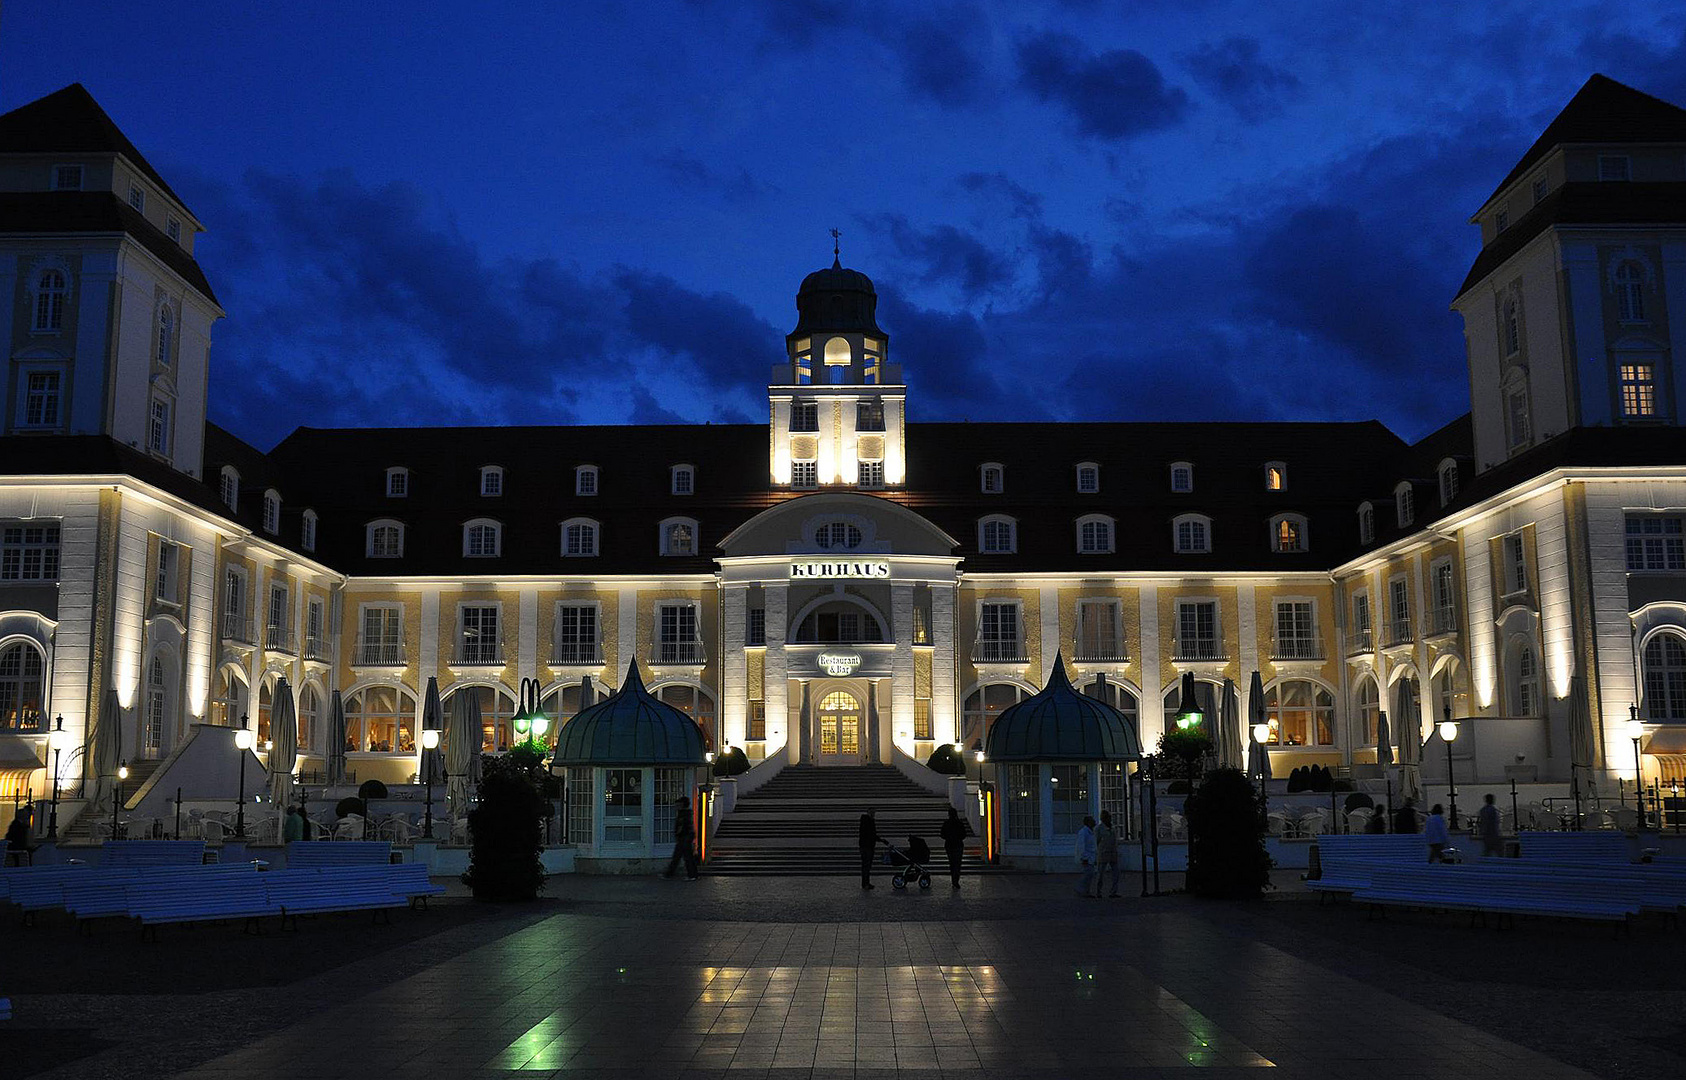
[
  {"x1": 1266, "y1": 811, "x2": 1291, "y2": 837},
  {"x1": 334, "y1": 814, "x2": 365, "y2": 841},
  {"x1": 1345, "y1": 809, "x2": 1372, "y2": 834},
  {"x1": 449, "y1": 816, "x2": 471, "y2": 845},
  {"x1": 1158, "y1": 813, "x2": 1187, "y2": 841},
  {"x1": 201, "y1": 818, "x2": 225, "y2": 843}
]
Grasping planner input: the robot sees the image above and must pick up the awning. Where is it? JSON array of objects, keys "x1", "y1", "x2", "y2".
[
  {"x1": 1643, "y1": 727, "x2": 1686, "y2": 756},
  {"x1": 0, "y1": 736, "x2": 46, "y2": 775},
  {"x1": 1649, "y1": 754, "x2": 1686, "y2": 783}
]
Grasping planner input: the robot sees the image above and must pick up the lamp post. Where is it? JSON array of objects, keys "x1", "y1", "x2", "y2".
[
  {"x1": 113, "y1": 759, "x2": 129, "y2": 839},
  {"x1": 1439, "y1": 719, "x2": 1459, "y2": 831},
  {"x1": 420, "y1": 728, "x2": 439, "y2": 839},
  {"x1": 233, "y1": 713, "x2": 255, "y2": 838},
  {"x1": 46, "y1": 714, "x2": 68, "y2": 841},
  {"x1": 512, "y1": 677, "x2": 550, "y2": 749},
  {"x1": 1251, "y1": 722, "x2": 1271, "y2": 803},
  {"x1": 1628, "y1": 708, "x2": 1646, "y2": 832}
]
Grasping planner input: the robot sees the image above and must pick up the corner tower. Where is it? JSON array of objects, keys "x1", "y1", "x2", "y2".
[{"x1": 769, "y1": 255, "x2": 906, "y2": 489}]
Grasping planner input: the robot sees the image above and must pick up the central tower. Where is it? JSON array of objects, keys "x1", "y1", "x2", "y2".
[{"x1": 768, "y1": 256, "x2": 906, "y2": 489}]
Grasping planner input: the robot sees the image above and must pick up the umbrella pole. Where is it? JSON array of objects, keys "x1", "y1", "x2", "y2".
[{"x1": 1385, "y1": 774, "x2": 1393, "y2": 832}]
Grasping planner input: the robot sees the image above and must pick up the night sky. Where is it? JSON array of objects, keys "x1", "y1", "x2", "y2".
[{"x1": 6, "y1": 3, "x2": 1685, "y2": 450}]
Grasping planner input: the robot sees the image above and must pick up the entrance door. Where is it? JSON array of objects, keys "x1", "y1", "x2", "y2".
[{"x1": 817, "y1": 690, "x2": 862, "y2": 764}]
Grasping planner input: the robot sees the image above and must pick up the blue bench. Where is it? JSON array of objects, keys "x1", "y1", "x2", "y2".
[
  {"x1": 101, "y1": 840, "x2": 207, "y2": 867},
  {"x1": 1308, "y1": 835, "x2": 1447, "y2": 898},
  {"x1": 1353, "y1": 865, "x2": 1640, "y2": 926},
  {"x1": 63, "y1": 864, "x2": 262, "y2": 926},
  {"x1": 286, "y1": 841, "x2": 391, "y2": 867},
  {"x1": 1517, "y1": 831, "x2": 1631, "y2": 861},
  {"x1": 127, "y1": 875, "x2": 281, "y2": 939},
  {"x1": 0, "y1": 863, "x2": 89, "y2": 904}
]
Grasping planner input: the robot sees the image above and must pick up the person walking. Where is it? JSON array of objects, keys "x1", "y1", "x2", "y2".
[
  {"x1": 1393, "y1": 796, "x2": 1419, "y2": 835},
  {"x1": 1365, "y1": 806, "x2": 1387, "y2": 834},
  {"x1": 4, "y1": 814, "x2": 36, "y2": 866},
  {"x1": 1095, "y1": 809, "x2": 1120, "y2": 897},
  {"x1": 1477, "y1": 793, "x2": 1503, "y2": 857},
  {"x1": 859, "y1": 808, "x2": 883, "y2": 889},
  {"x1": 282, "y1": 804, "x2": 305, "y2": 843},
  {"x1": 1074, "y1": 815, "x2": 1097, "y2": 896},
  {"x1": 939, "y1": 806, "x2": 967, "y2": 889},
  {"x1": 665, "y1": 796, "x2": 699, "y2": 880},
  {"x1": 1423, "y1": 803, "x2": 1450, "y2": 862}
]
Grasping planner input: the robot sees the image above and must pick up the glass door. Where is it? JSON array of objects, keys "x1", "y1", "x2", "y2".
[{"x1": 817, "y1": 690, "x2": 862, "y2": 764}]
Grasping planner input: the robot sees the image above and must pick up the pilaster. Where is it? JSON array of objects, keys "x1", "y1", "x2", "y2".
[
  {"x1": 891, "y1": 583, "x2": 915, "y2": 758},
  {"x1": 722, "y1": 585, "x2": 749, "y2": 746},
  {"x1": 764, "y1": 585, "x2": 790, "y2": 760},
  {"x1": 931, "y1": 584, "x2": 957, "y2": 744}
]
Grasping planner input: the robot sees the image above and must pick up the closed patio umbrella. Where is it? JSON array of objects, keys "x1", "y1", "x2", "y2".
[
  {"x1": 326, "y1": 690, "x2": 347, "y2": 786},
  {"x1": 90, "y1": 685, "x2": 122, "y2": 814},
  {"x1": 1569, "y1": 673, "x2": 1596, "y2": 822},
  {"x1": 419, "y1": 676, "x2": 445, "y2": 785},
  {"x1": 1397, "y1": 684, "x2": 1424, "y2": 804},
  {"x1": 1246, "y1": 670, "x2": 1272, "y2": 780},
  {"x1": 1376, "y1": 709, "x2": 1395, "y2": 767},
  {"x1": 1218, "y1": 678, "x2": 1243, "y2": 770},
  {"x1": 446, "y1": 686, "x2": 477, "y2": 815},
  {"x1": 269, "y1": 676, "x2": 298, "y2": 812}
]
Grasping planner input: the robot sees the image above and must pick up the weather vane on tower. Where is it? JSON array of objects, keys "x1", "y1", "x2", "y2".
[{"x1": 830, "y1": 227, "x2": 841, "y2": 264}]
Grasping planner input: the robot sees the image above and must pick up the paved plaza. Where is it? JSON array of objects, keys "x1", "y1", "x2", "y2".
[{"x1": 6, "y1": 872, "x2": 1683, "y2": 1079}]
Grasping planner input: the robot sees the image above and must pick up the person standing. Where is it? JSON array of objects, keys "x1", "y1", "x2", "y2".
[
  {"x1": 4, "y1": 814, "x2": 35, "y2": 867},
  {"x1": 1074, "y1": 815, "x2": 1097, "y2": 896},
  {"x1": 859, "y1": 808, "x2": 882, "y2": 889},
  {"x1": 1366, "y1": 806, "x2": 1387, "y2": 834},
  {"x1": 1094, "y1": 810, "x2": 1120, "y2": 897},
  {"x1": 939, "y1": 806, "x2": 967, "y2": 889},
  {"x1": 1477, "y1": 793, "x2": 1503, "y2": 857},
  {"x1": 282, "y1": 804, "x2": 305, "y2": 843},
  {"x1": 1423, "y1": 803, "x2": 1450, "y2": 862},
  {"x1": 665, "y1": 796, "x2": 699, "y2": 880},
  {"x1": 1393, "y1": 796, "x2": 1419, "y2": 835}
]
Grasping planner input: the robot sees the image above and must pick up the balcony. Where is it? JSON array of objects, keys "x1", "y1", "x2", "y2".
[
  {"x1": 352, "y1": 637, "x2": 406, "y2": 667},
  {"x1": 1345, "y1": 627, "x2": 1374, "y2": 655},
  {"x1": 304, "y1": 636, "x2": 332, "y2": 662},
  {"x1": 1072, "y1": 640, "x2": 1128, "y2": 663},
  {"x1": 1173, "y1": 638, "x2": 1226, "y2": 662},
  {"x1": 1383, "y1": 618, "x2": 1414, "y2": 648},
  {"x1": 1427, "y1": 606, "x2": 1458, "y2": 636},
  {"x1": 1271, "y1": 636, "x2": 1324, "y2": 661},
  {"x1": 264, "y1": 623, "x2": 296, "y2": 655},
  {"x1": 552, "y1": 641, "x2": 604, "y2": 666},
  {"x1": 219, "y1": 612, "x2": 254, "y2": 645},
  {"x1": 452, "y1": 639, "x2": 506, "y2": 668},
  {"x1": 655, "y1": 640, "x2": 706, "y2": 665},
  {"x1": 0, "y1": 711, "x2": 44, "y2": 735},
  {"x1": 971, "y1": 639, "x2": 1027, "y2": 664}
]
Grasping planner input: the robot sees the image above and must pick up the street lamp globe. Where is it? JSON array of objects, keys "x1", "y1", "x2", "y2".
[
  {"x1": 1438, "y1": 720, "x2": 1458, "y2": 743},
  {"x1": 117, "y1": 762, "x2": 129, "y2": 781},
  {"x1": 1627, "y1": 717, "x2": 1646, "y2": 741},
  {"x1": 48, "y1": 715, "x2": 70, "y2": 750},
  {"x1": 1252, "y1": 723, "x2": 1271, "y2": 745},
  {"x1": 234, "y1": 727, "x2": 256, "y2": 751},
  {"x1": 420, "y1": 729, "x2": 440, "y2": 751},
  {"x1": 530, "y1": 714, "x2": 550, "y2": 740}
]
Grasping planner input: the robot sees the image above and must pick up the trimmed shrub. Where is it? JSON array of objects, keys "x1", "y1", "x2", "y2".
[
  {"x1": 1285, "y1": 766, "x2": 1308, "y2": 793},
  {"x1": 925, "y1": 744, "x2": 966, "y2": 775},
  {"x1": 358, "y1": 779, "x2": 388, "y2": 800},
  {"x1": 1344, "y1": 792, "x2": 1374, "y2": 812},
  {"x1": 464, "y1": 744, "x2": 549, "y2": 901},
  {"x1": 713, "y1": 746, "x2": 750, "y2": 777},
  {"x1": 1184, "y1": 767, "x2": 1273, "y2": 899},
  {"x1": 334, "y1": 796, "x2": 363, "y2": 819}
]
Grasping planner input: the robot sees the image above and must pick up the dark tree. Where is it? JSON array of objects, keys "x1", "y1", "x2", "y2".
[
  {"x1": 464, "y1": 744, "x2": 551, "y2": 901},
  {"x1": 1184, "y1": 767, "x2": 1273, "y2": 899}
]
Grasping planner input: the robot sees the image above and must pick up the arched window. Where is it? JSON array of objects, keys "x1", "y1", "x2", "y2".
[
  {"x1": 815, "y1": 521, "x2": 863, "y2": 550},
  {"x1": 1263, "y1": 679, "x2": 1335, "y2": 746},
  {"x1": 1616, "y1": 261, "x2": 1646, "y2": 322},
  {"x1": 156, "y1": 304, "x2": 174, "y2": 366},
  {"x1": 979, "y1": 515, "x2": 1016, "y2": 554},
  {"x1": 1502, "y1": 297, "x2": 1520, "y2": 355},
  {"x1": 979, "y1": 463, "x2": 1004, "y2": 494},
  {"x1": 1076, "y1": 515, "x2": 1114, "y2": 554},
  {"x1": 1438, "y1": 459, "x2": 1459, "y2": 506},
  {"x1": 143, "y1": 657, "x2": 167, "y2": 755},
  {"x1": 298, "y1": 683, "x2": 321, "y2": 751},
  {"x1": 0, "y1": 642, "x2": 46, "y2": 732},
  {"x1": 962, "y1": 683, "x2": 1028, "y2": 749},
  {"x1": 1264, "y1": 462, "x2": 1286, "y2": 491},
  {"x1": 658, "y1": 682, "x2": 717, "y2": 749},
  {"x1": 671, "y1": 464, "x2": 695, "y2": 495},
  {"x1": 1162, "y1": 678, "x2": 1220, "y2": 729},
  {"x1": 436, "y1": 683, "x2": 518, "y2": 752},
  {"x1": 1355, "y1": 676, "x2": 1380, "y2": 746},
  {"x1": 33, "y1": 269, "x2": 66, "y2": 331},
  {"x1": 1358, "y1": 502, "x2": 1374, "y2": 544},
  {"x1": 1075, "y1": 462, "x2": 1100, "y2": 494},
  {"x1": 463, "y1": 519, "x2": 501, "y2": 558},
  {"x1": 366, "y1": 520, "x2": 404, "y2": 558},
  {"x1": 575, "y1": 465, "x2": 599, "y2": 496},
  {"x1": 1079, "y1": 677, "x2": 1138, "y2": 735},
  {"x1": 1644, "y1": 632, "x2": 1686, "y2": 721},
  {"x1": 220, "y1": 466, "x2": 240, "y2": 510},
  {"x1": 1172, "y1": 514, "x2": 1211, "y2": 554},
  {"x1": 344, "y1": 684, "x2": 417, "y2": 753},
  {"x1": 301, "y1": 510, "x2": 318, "y2": 552},
  {"x1": 256, "y1": 675, "x2": 276, "y2": 746},
  {"x1": 1395, "y1": 483, "x2": 1414, "y2": 528},
  {"x1": 1509, "y1": 641, "x2": 1540, "y2": 717},
  {"x1": 1271, "y1": 514, "x2": 1308, "y2": 553},
  {"x1": 794, "y1": 600, "x2": 886, "y2": 644},
  {"x1": 541, "y1": 681, "x2": 605, "y2": 738},
  {"x1": 209, "y1": 665, "x2": 245, "y2": 727},
  {"x1": 561, "y1": 518, "x2": 599, "y2": 557},
  {"x1": 480, "y1": 465, "x2": 503, "y2": 497},
  {"x1": 262, "y1": 490, "x2": 281, "y2": 535},
  {"x1": 660, "y1": 517, "x2": 698, "y2": 556}
]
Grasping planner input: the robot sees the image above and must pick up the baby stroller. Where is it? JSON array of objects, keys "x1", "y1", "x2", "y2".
[{"x1": 886, "y1": 835, "x2": 932, "y2": 890}]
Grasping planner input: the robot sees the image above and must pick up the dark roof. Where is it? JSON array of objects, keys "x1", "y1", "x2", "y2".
[
  {"x1": 0, "y1": 83, "x2": 195, "y2": 216},
  {"x1": 550, "y1": 662, "x2": 710, "y2": 766},
  {"x1": 0, "y1": 191, "x2": 217, "y2": 303},
  {"x1": 792, "y1": 259, "x2": 886, "y2": 338},
  {"x1": 1457, "y1": 183, "x2": 1686, "y2": 297},
  {"x1": 983, "y1": 655, "x2": 1141, "y2": 762},
  {"x1": 1480, "y1": 74, "x2": 1686, "y2": 212}
]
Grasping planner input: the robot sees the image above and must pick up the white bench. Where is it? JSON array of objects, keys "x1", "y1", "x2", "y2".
[
  {"x1": 127, "y1": 875, "x2": 281, "y2": 939},
  {"x1": 1353, "y1": 866, "x2": 1639, "y2": 926},
  {"x1": 102, "y1": 840, "x2": 207, "y2": 867},
  {"x1": 285, "y1": 841, "x2": 392, "y2": 868}
]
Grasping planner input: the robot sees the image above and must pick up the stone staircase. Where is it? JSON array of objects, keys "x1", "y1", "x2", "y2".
[
  {"x1": 706, "y1": 763, "x2": 1005, "y2": 877},
  {"x1": 57, "y1": 759, "x2": 169, "y2": 843}
]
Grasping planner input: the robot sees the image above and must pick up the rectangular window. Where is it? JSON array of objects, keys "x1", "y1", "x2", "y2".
[
  {"x1": 1507, "y1": 389, "x2": 1532, "y2": 449},
  {"x1": 1177, "y1": 601, "x2": 1219, "y2": 660},
  {"x1": 977, "y1": 602, "x2": 1020, "y2": 661},
  {"x1": 1175, "y1": 518, "x2": 1209, "y2": 553},
  {"x1": 658, "y1": 603, "x2": 700, "y2": 663},
  {"x1": 360, "y1": 606, "x2": 401, "y2": 664},
  {"x1": 154, "y1": 541, "x2": 177, "y2": 602},
  {"x1": 1079, "y1": 519, "x2": 1112, "y2": 553},
  {"x1": 0, "y1": 523, "x2": 60, "y2": 581},
  {"x1": 914, "y1": 699, "x2": 932, "y2": 740},
  {"x1": 128, "y1": 184, "x2": 145, "y2": 211},
  {"x1": 912, "y1": 605, "x2": 930, "y2": 645},
  {"x1": 1620, "y1": 364, "x2": 1658, "y2": 418},
  {"x1": 481, "y1": 469, "x2": 502, "y2": 496},
  {"x1": 791, "y1": 402, "x2": 819, "y2": 432},
  {"x1": 1431, "y1": 561, "x2": 1458, "y2": 634},
  {"x1": 1005, "y1": 764, "x2": 1040, "y2": 842},
  {"x1": 746, "y1": 607, "x2": 765, "y2": 646},
  {"x1": 748, "y1": 701, "x2": 766, "y2": 741},
  {"x1": 1274, "y1": 601, "x2": 1317, "y2": 659},
  {"x1": 856, "y1": 402, "x2": 885, "y2": 431},
  {"x1": 1050, "y1": 763, "x2": 1089, "y2": 837},
  {"x1": 1077, "y1": 465, "x2": 1099, "y2": 493},
  {"x1": 1503, "y1": 533, "x2": 1528, "y2": 595},
  {"x1": 24, "y1": 371, "x2": 62, "y2": 427},
  {"x1": 307, "y1": 599, "x2": 325, "y2": 656},
  {"x1": 857, "y1": 460, "x2": 884, "y2": 488},
  {"x1": 223, "y1": 570, "x2": 244, "y2": 617},
  {"x1": 1495, "y1": 209, "x2": 1508, "y2": 232},
  {"x1": 1075, "y1": 599, "x2": 1121, "y2": 661},
  {"x1": 1352, "y1": 591, "x2": 1370, "y2": 630},
  {"x1": 653, "y1": 768, "x2": 684, "y2": 847},
  {"x1": 1170, "y1": 465, "x2": 1193, "y2": 492},
  {"x1": 1626, "y1": 516, "x2": 1686, "y2": 572},
  {"x1": 1598, "y1": 155, "x2": 1631, "y2": 181},
  {"x1": 52, "y1": 164, "x2": 83, "y2": 190},
  {"x1": 460, "y1": 606, "x2": 500, "y2": 664},
  {"x1": 791, "y1": 460, "x2": 818, "y2": 489},
  {"x1": 1532, "y1": 176, "x2": 1548, "y2": 203},
  {"x1": 555, "y1": 604, "x2": 598, "y2": 663},
  {"x1": 166, "y1": 217, "x2": 181, "y2": 242},
  {"x1": 1389, "y1": 575, "x2": 1410, "y2": 623},
  {"x1": 575, "y1": 468, "x2": 597, "y2": 496},
  {"x1": 387, "y1": 470, "x2": 408, "y2": 497},
  {"x1": 566, "y1": 768, "x2": 594, "y2": 845},
  {"x1": 301, "y1": 514, "x2": 316, "y2": 551},
  {"x1": 268, "y1": 584, "x2": 289, "y2": 635},
  {"x1": 603, "y1": 768, "x2": 642, "y2": 845},
  {"x1": 672, "y1": 468, "x2": 693, "y2": 495},
  {"x1": 148, "y1": 398, "x2": 170, "y2": 454}
]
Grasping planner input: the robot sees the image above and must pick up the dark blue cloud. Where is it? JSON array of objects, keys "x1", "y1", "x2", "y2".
[
  {"x1": 653, "y1": 150, "x2": 780, "y2": 202},
  {"x1": 864, "y1": 213, "x2": 1016, "y2": 299},
  {"x1": 1015, "y1": 32, "x2": 1190, "y2": 140},
  {"x1": 1182, "y1": 36, "x2": 1300, "y2": 120},
  {"x1": 897, "y1": 8, "x2": 994, "y2": 106}
]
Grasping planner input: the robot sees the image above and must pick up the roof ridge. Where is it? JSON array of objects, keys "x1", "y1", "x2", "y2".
[{"x1": 0, "y1": 82, "x2": 194, "y2": 217}]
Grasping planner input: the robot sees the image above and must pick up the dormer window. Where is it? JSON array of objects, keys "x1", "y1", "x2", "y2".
[
  {"x1": 575, "y1": 465, "x2": 599, "y2": 496},
  {"x1": 561, "y1": 518, "x2": 599, "y2": 557},
  {"x1": 979, "y1": 515, "x2": 1017, "y2": 553},
  {"x1": 128, "y1": 184, "x2": 145, "y2": 211},
  {"x1": 1438, "y1": 459, "x2": 1459, "y2": 506},
  {"x1": 1264, "y1": 462, "x2": 1286, "y2": 491},
  {"x1": 301, "y1": 510, "x2": 318, "y2": 552},
  {"x1": 1077, "y1": 515, "x2": 1115, "y2": 554},
  {"x1": 1395, "y1": 483, "x2": 1414, "y2": 528},
  {"x1": 1075, "y1": 463, "x2": 1099, "y2": 494},
  {"x1": 1173, "y1": 514, "x2": 1211, "y2": 553},
  {"x1": 463, "y1": 519, "x2": 501, "y2": 558},
  {"x1": 1531, "y1": 176, "x2": 1548, "y2": 203},
  {"x1": 385, "y1": 467, "x2": 408, "y2": 498},
  {"x1": 166, "y1": 217, "x2": 181, "y2": 242},
  {"x1": 220, "y1": 466, "x2": 240, "y2": 510},
  {"x1": 1598, "y1": 155, "x2": 1631, "y2": 182},
  {"x1": 980, "y1": 463, "x2": 1004, "y2": 494},
  {"x1": 1494, "y1": 209, "x2": 1508, "y2": 233},
  {"x1": 367, "y1": 520, "x2": 404, "y2": 558},
  {"x1": 262, "y1": 490, "x2": 281, "y2": 535},
  {"x1": 1358, "y1": 502, "x2": 1374, "y2": 544},
  {"x1": 1170, "y1": 462, "x2": 1193, "y2": 492},
  {"x1": 1271, "y1": 514, "x2": 1308, "y2": 553},
  {"x1": 51, "y1": 164, "x2": 82, "y2": 191},
  {"x1": 480, "y1": 466, "x2": 503, "y2": 497},
  {"x1": 660, "y1": 517, "x2": 698, "y2": 556},
  {"x1": 671, "y1": 464, "x2": 695, "y2": 495}
]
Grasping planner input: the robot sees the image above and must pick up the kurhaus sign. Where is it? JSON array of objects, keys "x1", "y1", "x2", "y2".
[{"x1": 788, "y1": 559, "x2": 891, "y2": 579}]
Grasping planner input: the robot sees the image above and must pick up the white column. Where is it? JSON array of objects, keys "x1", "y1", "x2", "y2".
[
  {"x1": 884, "y1": 395, "x2": 907, "y2": 485},
  {"x1": 246, "y1": 563, "x2": 268, "y2": 713},
  {"x1": 932, "y1": 584, "x2": 957, "y2": 744},
  {"x1": 764, "y1": 585, "x2": 790, "y2": 761},
  {"x1": 618, "y1": 589, "x2": 637, "y2": 681},
  {"x1": 839, "y1": 394, "x2": 859, "y2": 484},
  {"x1": 420, "y1": 591, "x2": 440, "y2": 682},
  {"x1": 1238, "y1": 582, "x2": 1258, "y2": 677},
  {"x1": 722, "y1": 585, "x2": 748, "y2": 747},
  {"x1": 891, "y1": 583, "x2": 915, "y2": 761},
  {"x1": 769, "y1": 397, "x2": 792, "y2": 484},
  {"x1": 1039, "y1": 584, "x2": 1060, "y2": 680},
  {"x1": 1139, "y1": 584, "x2": 1161, "y2": 745},
  {"x1": 518, "y1": 589, "x2": 538, "y2": 685}
]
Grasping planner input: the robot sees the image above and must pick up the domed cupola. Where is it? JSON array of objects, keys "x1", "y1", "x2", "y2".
[{"x1": 793, "y1": 257, "x2": 885, "y2": 338}]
